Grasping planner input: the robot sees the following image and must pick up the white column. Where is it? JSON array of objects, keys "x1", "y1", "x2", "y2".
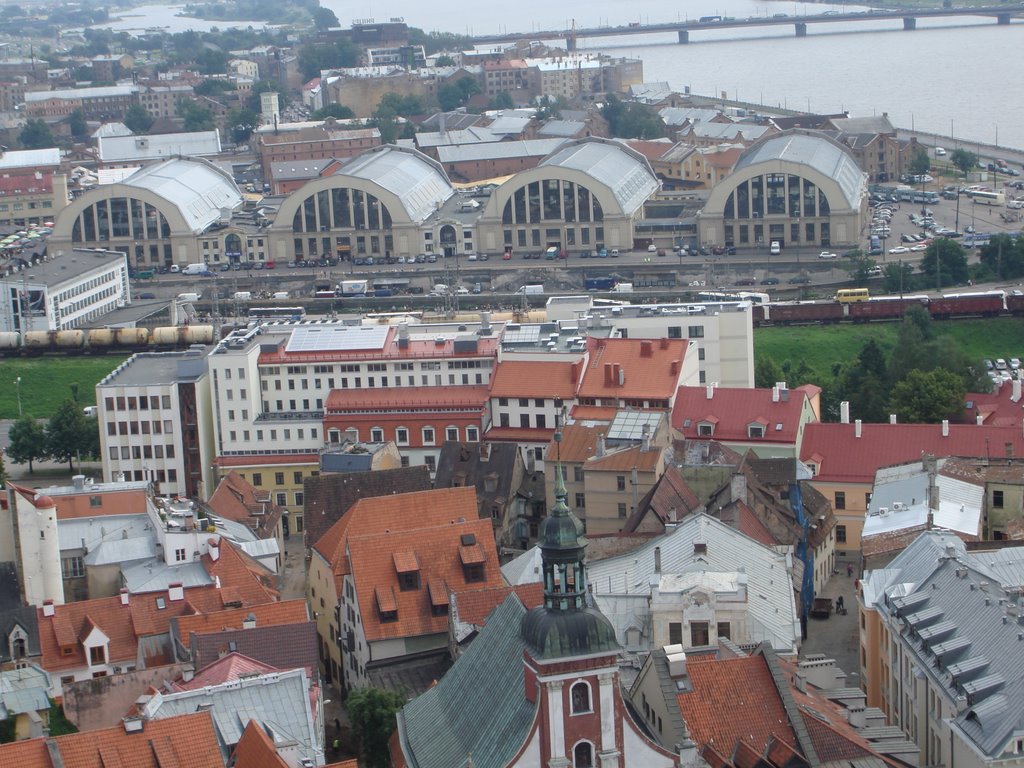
[
  {"x1": 546, "y1": 680, "x2": 566, "y2": 762},
  {"x1": 599, "y1": 672, "x2": 616, "y2": 751}
]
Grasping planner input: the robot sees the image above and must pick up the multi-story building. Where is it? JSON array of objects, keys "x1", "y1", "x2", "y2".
[
  {"x1": 97, "y1": 131, "x2": 222, "y2": 169},
  {"x1": 97, "y1": 350, "x2": 215, "y2": 499},
  {"x1": 135, "y1": 83, "x2": 195, "y2": 120},
  {"x1": 860, "y1": 532, "x2": 1024, "y2": 768},
  {"x1": 22, "y1": 85, "x2": 138, "y2": 120},
  {"x1": 0, "y1": 169, "x2": 68, "y2": 228},
  {"x1": 0, "y1": 248, "x2": 129, "y2": 333},
  {"x1": 254, "y1": 123, "x2": 381, "y2": 184}
]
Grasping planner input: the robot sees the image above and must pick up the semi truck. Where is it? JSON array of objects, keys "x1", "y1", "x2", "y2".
[
  {"x1": 340, "y1": 280, "x2": 369, "y2": 296},
  {"x1": 584, "y1": 277, "x2": 615, "y2": 291}
]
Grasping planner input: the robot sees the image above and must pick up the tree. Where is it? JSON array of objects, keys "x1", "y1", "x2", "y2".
[
  {"x1": 890, "y1": 368, "x2": 965, "y2": 424},
  {"x1": 754, "y1": 356, "x2": 783, "y2": 389},
  {"x1": 6, "y1": 414, "x2": 48, "y2": 473},
  {"x1": 246, "y1": 80, "x2": 283, "y2": 113},
  {"x1": 0, "y1": 450, "x2": 7, "y2": 487},
  {"x1": 124, "y1": 103, "x2": 154, "y2": 134},
  {"x1": 194, "y1": 79, "x2": 233, "y2": 97},
  {"x1": 312, "y1": 104, "x2": 355, "y2": 120},
  {"x1": 18, "y1": 119, "x2": 54, "y2": 150},
  {"x1": 920, "y1": 238, "x2": 969, "y2": 288},
  {"x1": 312, "y1": 6, "x2": 339, "y2": 29},
  {"x1": 68, "y1": 109, "x2": 88, "y2": 139},
  {"x1": 882, "y1": 261, "x2": 914, "y2": 294},
  {"x1": 181, "y1": 101, "x2": 215, "y2": 132},
  {"x1": 296, "y1": 39, "x2": 360, "y2": 81},
  {"x1": 225, "y1": 107, "x2": 259, "y2": 144},
  {"x1": 436, "y1": 82, "x2": 465, "y2": 111},
  {"x1": 46, "y1": 400, "x2": 94, "y2": 472},
  {"x1": 979, "y1": 234, "x2": 1024, "y2": 281},
  {"x1": 600, "y1": 93, "x2": 664, "y2": 139},
  {"x1": 950, "y1": 148, "x2": 978, "y2": 178},
  {"x1": 909, "y1": 146, "x2": 931, "y2": 176},
  {"x1": 346, "y1": 687, "x2": 405, "y2": 768},
  {"x1": 435, "y1": 54, "x2": 456, "y2": 67},
  {"x1": 377, "y1": 92, "x2": 424, "y2": 118},
  {"x1": 837, "y1": 339, "x2": 891, "y2": 423},
  {"x1": 489, "y1": 90, "x2": 514, "y2": 110}
]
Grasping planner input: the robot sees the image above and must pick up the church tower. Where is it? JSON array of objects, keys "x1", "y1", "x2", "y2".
[{"x1": 520, "y1": 464, "x2": 625, "y2": 768}]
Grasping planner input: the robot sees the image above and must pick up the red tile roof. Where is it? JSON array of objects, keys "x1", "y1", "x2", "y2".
[
  {"x1": 452, "y1": 583, "x2": 544, "y2": 627},
  {"x1": 0, "y1": 172, "x2": 53, "y2": 196},
  {"x1": 325, "y1": 385, "x2": 489, "y2": 411},
  {"x1": 258, "y1": 331, "x2": 499, "y2": 364},
  {"x1": 483, "y1": 425, "x2": 556, "y2": 442},
  {"x1": 173, "y1": 652, "x2": 280, "y2": 691},
  {"x1": 578, "y1": 337, "x2": 688, "y2": 401},
  {"x1": 569, "y1": 405, "x2": 619, "y2": 421},
  {"x1": 545, "y1": 421, "x2": 604, "y2": 463},
  {"x1": 676, "y1": 655, "x2": 797, "y2": 754},
  {"x1": 232, "y1": 720, "x2": 290, "y2": 768},
  {"x1": 173, "y1": 599, "x2": 308, "y2": 639},
  {"x1": 960, "y1": 383, "x2": 1024, "y2": 426},
  {"x1": 202, "y1": 538, "x2": 279, "y2": 607},
  {"x1": 673, "y1": 385, "x2": 816, "y2": 443},
  {"x1": 800, "y1": 422, "x2": 1024, "y2": 484},
  {"x1": 207, "y1": 470, "x2": 284, "y2": 539},
  {"x1": 587, "y1": 444, "x2": 662, "y2": 472},
  {"x1": 489, "y1": 360, "x2": 581, "y2": 399}
]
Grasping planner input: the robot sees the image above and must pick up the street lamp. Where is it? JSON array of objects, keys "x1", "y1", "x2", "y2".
[{"x1": 14, "y1": 377, "x2": 22, "y2": 416}]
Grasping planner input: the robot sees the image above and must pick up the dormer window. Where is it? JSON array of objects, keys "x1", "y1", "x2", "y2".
[
  {"x1": 748, "y1": 423, "x2": 766, "y2": 438},
  {"x1": 394, "y1": 551, "x2": 420, "y2": 591},
  {"x1": 697, "y1": 423, "x2": 714, "y2": 437},
  {"x1": 89, "y1": 646, "x2": 106, "y2": 666},
  {"x1": 459, "y1": 533, "x2": 486, "y2": 583},
  {"x1": 375, "y1": 586, "x2": 398, "y2": 623}
]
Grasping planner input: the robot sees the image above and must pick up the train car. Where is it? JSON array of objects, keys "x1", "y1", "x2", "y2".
[
  {"x1": 765, "y1": 301, "x2": 845, "y2": 325},
  {"x1": 0, "y1": 331, "x2": 20, "y2": 353},
  {"x1": 929, "y1": 291, "x2": 1005, "y2": 319},
  {"x1": 152, "y1": 325, "x2": 215, "y2": 346},
  {"x1": 1006, "y1": 292, "x2": 1024, "y2": 316},
  {"x1": 847, "y1": 295, "x2": 929, "y2": 322},
  {"x1": 24, "y1": 330, "x2": 86, "y2": 351}
]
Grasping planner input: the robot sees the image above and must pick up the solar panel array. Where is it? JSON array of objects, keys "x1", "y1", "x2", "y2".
[
  {"x1": 285, "y1": 324, "x2": 390, "y2": 353},
  {"x1": 501, "y1": 326, "x2": 542, "y2": 345}
]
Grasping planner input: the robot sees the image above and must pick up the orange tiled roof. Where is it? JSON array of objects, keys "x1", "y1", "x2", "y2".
[
  {"x1": 325, "y1": 385, "x2": 489, "y2": 411},
  {"x1": 569, "y1": 405, "x2": 618, "y2": 421},
  {"x1": 673, "y1": 385, "x2": 814, "y2": 443},
  {"x1": 207, "y1": 470, "x2": 284, "y2": 539},
  {"x1": 453, "y1": 583, "x2": 544, "y2": 626},
  {"x1": 677, "y1": 655, "x2": 797, "y2": 754},
  {"x1": 545, "y1": 421, "x2": 605, "y2": 463},
  {"x1": 55, "y1": 711, "x2": 223, "y2": 768},
  {"x1": 233, "y1": 720, "x2": 290, "y2": 768},
  {"x1": 586, "y1": 443, "x2": 662, "y2": 472},
  {"x1": 174, "y1": 652, "x2": 280, "y2": 691},
  {"x1": 348, "y1": 512, "x2": 503, "y2": 643},
  {"x1": 202, "y1": 538, "x2": 279, "y2": 607},
  {"x1": 483, "y1": 425, "x2": 556, "y2": 443},
  {"x1": 174, "y1": 599, "x2": 308, "y2": 640},
  {"x1": 52, "y1": 487, "x2": 149, "y2": 520},
  {"x1": 489, "y1": 360, "x2": 580, "y2": 399},
  {"x1": 578, "y1": 337, "x2": 688, "y2": 401}
]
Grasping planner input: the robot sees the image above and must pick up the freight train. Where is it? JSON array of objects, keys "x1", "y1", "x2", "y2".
[
  {"x1": 752, "y1": 290, "x2": 1022, "y2": 326},
  {"x1": 0, "y1": 325, "x2": 215, "y2": 356}
]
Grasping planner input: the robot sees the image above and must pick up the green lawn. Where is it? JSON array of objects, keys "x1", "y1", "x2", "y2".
[
  {"x1": 0, "y1": 356, "x2": 128, "y2": 420},
  {"x1": 755, "y1": 317, "x2": 1024, "y2": 383}
]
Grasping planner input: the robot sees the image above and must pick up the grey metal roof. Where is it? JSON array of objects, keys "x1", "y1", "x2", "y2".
[
  {"x1": 25, "y1": 85, "x2": 136, "y2": 101},
  {"x1": 863, "y1": 532, "x2": 1024, "y2": 758},
  {"x1": 98, "y1": 131, "x2": 221, "y2": 162},
  {"x1": 121, "y1": 559, "x2": 213, "y2": 593},
  {"x1": 144, "y1": 668, "x2": 321, "y2": 764},
  {"x1": 486, "y1": 114, "x2": 532, "y2": 136},
  {"x1": 540, "y1": 138, "x2": 659, "y2": 215},
  {"x1": 397, "y1": 594, "x2": 536, "y2": 768},
  {"x1": 733, "y1": 133, "x2": 864, "y2": 209},
  {"x1": 537, "y1": 120, "x2": 585, "y2": 138},
  {"x1": 0, "y1": 665, "x2": 50, "y2": 716},
  {"x1": 435, "y1": 138, "x2": 566, "y2": 164},
  {"x1": 98, "y1": 351, "x2": 208, "y2": 389},
  {"x1": 270, "y1": 158, "x2": 335, "y2": 181},
  {"x1": 93, "y1": 122, "x2": 133, "y2": 139},
  {"x1": 336, "y1": 146, "x2": 454, "y2": 223},
  {"x1": 688, "y1": 122, "x2": 769, "y2": 141},
  {"x1": 659, "y1": 107, "x2": 720, "y2": 126},
  {"x1": 120, "y1": 158, "x2": 243, "y2": 234},
  {"x1": 0, "y1": 148, "x2": 61, "y2": 170}
]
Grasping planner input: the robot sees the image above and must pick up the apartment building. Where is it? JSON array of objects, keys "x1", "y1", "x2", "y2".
[
  {"x1": 254, "y1": 123, "x2": 382, "y2": 184},
  {"x1": 23, "y1": 85, "x2": 137, "y2": 120},
  {"x1": 97, "y1": 350, "x2": 215, "y2": 499},
  {"x1": 0, "y1": 170, "x2": 68, "y2": 228}
]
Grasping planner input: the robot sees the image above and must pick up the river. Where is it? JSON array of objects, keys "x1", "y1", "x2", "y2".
[{"x1": 93, "y1": 1, "x2": 1024, "y2": 149}]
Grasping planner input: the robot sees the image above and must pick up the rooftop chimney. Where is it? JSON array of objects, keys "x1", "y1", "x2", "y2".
[
  {"x1": 666, "y1": 648, "x2": 687, "y2": 678},
  {"x1": 660, "y1": 337, "x2": 669, "y2": 349},
  {"x1": 119, "y1": 588, "x2": 130, "y2": 606},
  {"x1": 640, "y1": 340, "x2": 653, "y2": 357},
  {"x1": 1013, "y1": 378, "x2": 1022, "y2": 403},
  {"x1": 72, "y1": 474, "x2": 85, "y2": 491},
  {"x1": 942, "y1": 419, "x2": 950, "y2": 437},
  {"x1": 670, "y1": 359, "x2": 679, "y2": 375},
  {"x1": 208, "y1": 537, "x2": 220, "y2": 562},
  {"x1": 604, "y1": 363, "x2": 613, "y2": 385},
  {"x1": 168, "y1": 583, "x2": 184, "y2": 602},
  {"x1": 654, "y1": 546, "x2": 662, "y2": 573},
  {"x1": 854, "y1": 419, "x2": 862, "y2": 438},
  {"x1": 123, "y1": 716, "x2": 144, "y2": 733},
  {"x1": 242, "y1": 613, "x2": 257, "y2": 630},
  {"x1": 772, "y1": 385, "x2": 780, "y2": 403},
  {"x1": 42, "y1": 600, "x2": 55, "y2": 617},
  {"x1": 889, "y1": 414, "x2": 897, "y2": 424},
  {"x1": 617, "y1": 367, "x2": 625, "y2": 387},
  {"x1": 706, "y1": 384, "x2": 714, "y2": 400},
  {"x1": 977, "y1": 413, "x2": 984, "y2": 426},
  {"x1": 840, "y1": 401, "x2": 850, "y2": 424},
  {"x1": 596, "y1": 434, "x2": 606, "y2": 457}
]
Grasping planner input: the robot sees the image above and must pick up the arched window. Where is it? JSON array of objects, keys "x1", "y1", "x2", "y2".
[
  {"x1": 573, "y1": 741, "x2": 594, "y2": 768},
  {"x1": 570, "y1": 681, "x2": 591, "y2": 714}
]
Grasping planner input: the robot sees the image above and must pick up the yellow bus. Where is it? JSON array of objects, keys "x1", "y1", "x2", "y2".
[{"x1": 836, "y1": 288, "x2": 870, "y2": 303}]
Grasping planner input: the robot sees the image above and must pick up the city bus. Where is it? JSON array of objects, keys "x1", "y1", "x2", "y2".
[
  {"x1": 967, "y1": 190, "x2": 1006, "y2": 206},
  {"x1": 836, "y1": 288, "x2": 870, "y2": 303}
]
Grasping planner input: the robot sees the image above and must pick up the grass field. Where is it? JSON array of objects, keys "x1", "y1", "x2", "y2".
[
  {"x1": 0, "y1": 356, "x2": 128, "y2": 420},
  {"x1": 755, "y1": 317, "x2": 1024, "y2": 384}
]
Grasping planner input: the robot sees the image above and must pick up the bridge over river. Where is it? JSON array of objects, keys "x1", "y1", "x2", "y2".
[{"x1": 470, "y1": 5, "x2": 1024, "y2": 48}]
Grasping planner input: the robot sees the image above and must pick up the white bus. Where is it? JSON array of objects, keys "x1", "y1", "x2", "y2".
[{"x1": 968, "y1": 189, "x2": 1006, "y2": 206}]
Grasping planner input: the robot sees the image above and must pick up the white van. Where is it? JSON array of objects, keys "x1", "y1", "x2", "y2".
[
  {"x1": 516, "y1": 285, "x2": 544, "y2": 295},
  {"x1": 177, "y1": 292, "x2": 201, "y2": 302},
  {"x1": 271, "y1": 291, "x2": 290, "y2": 299},
  {"x1": 770, "y1": 241, "x2": 781, "y2": 255},
  {"x1": 181, "y1": 263, "x2": 209, "y2": 275},
  {"x1": 935, "y1": 146, "x2": 947, "y2": 156},
  {"x1": 233, "y1": 291, "x2": 252, "y2": 301}
]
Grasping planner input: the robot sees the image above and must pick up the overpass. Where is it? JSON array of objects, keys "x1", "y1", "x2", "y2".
[{"x1": 470, "y1": 5, "x2": 1024, "y2": 48}]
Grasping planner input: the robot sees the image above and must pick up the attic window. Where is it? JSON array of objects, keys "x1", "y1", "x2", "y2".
[
  {"x1": 694, "y1": 541, "x2": 707, "y2": 555},
  {"x1": 61, "y1": 646, "x2": 75, "y2": 656},
  {"x1": 376, "y1": 586, "x2": 398, "y2": 623},
  {"x1": 697, "y1": 423, "x2": 714, "y2": 437},
  {"x1": 463, "y1": 563, "x2": 485, "y2": 583},
  {"x1": 428, "y1": 580, "x2": 449, "y2": 617},
  {"x1": 460, "y1": 533, "x2": 477, "y2": 547},
  {"x1": 748, "y1": 424, "x2": 765, "y2": 438},
  {"x1": 89, "y1": 495, "x2": 102, "y2": 507}
]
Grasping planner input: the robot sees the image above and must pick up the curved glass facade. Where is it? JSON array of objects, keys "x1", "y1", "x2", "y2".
[
  {"x1": 722, "y1": 173, "x2": 834, "y2": 248},
  {"x1": 70, "y1": 196, "x2": 173, "y2": 266},
  {"x1": 500, "y1": 179, "x2": 606, "y2": 252},
  {"x1": 290, "y1": 186, "x2": 395, "y2": 259}
]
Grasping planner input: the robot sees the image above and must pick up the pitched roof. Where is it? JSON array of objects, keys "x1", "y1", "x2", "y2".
[
  {"x1": 677, "y1": 654, "x2": 798, "y2": 754},
  {"x1": 348, "y1": 508, "x2": 503, "y2": 643},
  {"x1": 960, "y1": 382, "x2": 1024, "y2": 426},
  {"x1": 800, "y1": 422, "x2": 1024, "y2": 484},
  {"x1": 206, "y1": 471, "x2": 284, "y2": 539},
  {"x1": 173, "y1": 652, "x2": 280, "y2": 691},
  {"x1": 189, "y1": 621, "x2": 319, "y2": 676},
  {"x1": 172, "y1": 599, "x2": 308, "y2": 641},
  {"x1": 488, "y1": 359, "x2": 581, "y2": 399},
  {"x1": 202, "y1": 538, "x2": 279, "y2": 607},
  {"x1": 303, "y1": 466, "x2": 432, "y2": 549},
  {"x1": 13, "y1": 711, "x2": 224, "y2": 768},
  {"x1": 673, "y1": 384, "x2": 814, "y2": 443},
  {"x1": 451, "y1": 583, "x2": 544, "y2": 628},
  {"x1": 433, "y1": 442, "x2": 521, "y2": 516},
  {"x1": 546, "y1": 421, "x2": 606, "y2": 463},
  {"x1": 586, "y1": 443, "x2": 662, "y2": 472},
  {"x1": 324, "y1": 385, "x2": 489, "y2": 411},
  {"x1": 578, "y1": 337, "x2": 688, "y2": 401},
  {"x1": 232, "y1": 720, "x2": 290, "y2": 768},
  {"x1": 396, "y1": 594, "x2": 536, "y2": 768},
  {"x1": 623, "y1": 465, "x2": 702, "y2": 532}
]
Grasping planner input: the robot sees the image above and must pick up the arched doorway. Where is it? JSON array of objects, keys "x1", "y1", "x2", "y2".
[
  {"x1": 224, "y1": 233, "x2": 243, "y2": 264},
  {"x1": 439, "y1": 224, "x2": 457, "y2": 258}
]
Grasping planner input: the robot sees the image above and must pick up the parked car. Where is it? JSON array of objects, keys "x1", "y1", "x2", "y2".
[
  {"x1": 788, "y1": 275, "x2": 811, "y2": 284},
  {"x1": 818, "y1": 251, "x2": 838, "y2": 259},
  {"x1": 734, "y1": 278, "x2": 756, "y2": 286},
  {"x1": 760, "y1": 277, "x2": 780, "y2": 285}
]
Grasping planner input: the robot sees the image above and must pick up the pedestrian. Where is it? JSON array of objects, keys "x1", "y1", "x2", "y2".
[
  {"x1": 332, "y1": 737, "x2": 340, "y2": 756},
  {"x1": 334, "y1": 717, "x2": 341, "y2": 734},
  {"x1": 836, "y1": 595, "x2": 845, "y2": 613},
  {"x1": 846, "y1": 562, "x2": 853, "y2": 577}
]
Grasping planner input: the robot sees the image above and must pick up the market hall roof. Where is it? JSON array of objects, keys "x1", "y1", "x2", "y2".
[
  {"x1": 118, "y1": 157, "x2": 243, "y2": 234},
  {"x1": 539, "y1": 137, "x2": 660, "y2": 214},
  {"x1": 332, "y1": 144, "x2": 455, "y2": 223}
]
